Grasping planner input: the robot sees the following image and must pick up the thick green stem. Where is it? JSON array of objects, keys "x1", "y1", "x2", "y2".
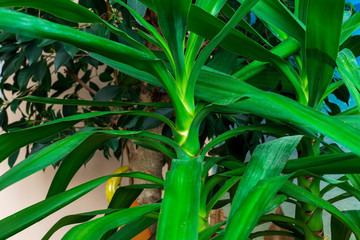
[
  {"x1": 157, "y1": 157, "x2": 202, "y2": 240},
  {"x1": 296, "y1": 139, "x2": 324, "y2": 239}
]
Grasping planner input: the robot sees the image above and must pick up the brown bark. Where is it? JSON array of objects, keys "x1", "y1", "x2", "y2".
[{"x1": 127, "y1": 83, "x2": 170, "y2": 234}]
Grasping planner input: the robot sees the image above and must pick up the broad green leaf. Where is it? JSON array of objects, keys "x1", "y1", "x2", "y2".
[
  {"x1": 306, "y1": 0, "x2": 345, "y2": 106},
  {"x1": 152, "y1": 0, "x2": 191, "y2": 87},
  {"x1": 223, "y1": 152, "x2": 360, "y2": 177},
  {"x1": 107, "y1": 216, "x2": 157, "y2": 240},
  {"x1": 0, "y1": 175, "x2": 118, "y2": 239},
  {"x1": 0, "y1": 8, "x2": 162, "y2": 77},
  {"x1": 194, "y1": 68, "x2": 360, "y2": 157},
  {"x1": 62, "y1": 204, "x2": 160, "y2": 239},
  {"x1": 232, "y1": 38, "x2": 300, "y2": 80},
  {"x1": 224, "y1": 136, "x2": 302, "y2": 239},
  {"x1": 225, "y1": 176, "x2": 291, "y2": 240},
  {"x1": 46, "y1": 134, "x2": 114, "y2": 198},
  {"x1": 0, "y1": 0, "x2": 102, "y2": 23},
  {"x1": 341, "y1": 11, "x2": 360, "y2": 44},
  {"x1": 281, "y1": 182, "x2": 360, "y2": 237},
  {"x1": 0, "y1": 0, "x2": 151, "y2": 53},
  {"x1": 0, "y1": 131, "x2": 93, "y2": 191},
  {"x1": 157, "y1": 157, "x2": 202, "y2": 240},
  {"x1": 284, "y1": 152, "x2": 360, "y2": 174},
  {"x1": 42, "y1": 209, "x2": 116, "y2": 240},
  {"x1": 331, "y1": 210, "x2": 360, "y2": 240},
  {"x1": 238, "y1": 0, "x2": 305, "y2": 44},
  {"x1": 90, "y1": 53, "x2": 160, "y2": 86},
  {"x1": 0, "y1": 130, "x2": 175, "y2": 191},
  {"x1": 186, "y1": 0, "x2": 261, "y2": 110},
  {"x1": 0, "y1": 110, "x2": 176, "y2": 165},
  {"x1": 98, "y1": 187, "x2": 144, "y2": 240},
  {"x1": 0, "y1": 116, "x2": 79, "y2": 163},
  {"x1": 337, "y1": 48, "x2": 360, "y2": 109},
  {"x1": 187, "y1": 7, "x2": 306, "y2": 102},
  {"x1": 295, "y1": 0, "x2": 308, "y2": 23}
]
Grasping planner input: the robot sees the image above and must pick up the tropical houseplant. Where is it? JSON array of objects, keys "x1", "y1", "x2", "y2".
[{"x1": 1, "y1": 0, "x2": 360, "y2": 239}]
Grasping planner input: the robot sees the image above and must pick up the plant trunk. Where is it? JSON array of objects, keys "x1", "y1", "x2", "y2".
[
  {"x1": 296, "y1": 139, "x2": 324, "y2": 239},
  {"x1": 127, "y1": 83, "x2": 169, "y2": 234},
  {"x1": 157, "y1": 157, "x2": 202, "y2": 240}
]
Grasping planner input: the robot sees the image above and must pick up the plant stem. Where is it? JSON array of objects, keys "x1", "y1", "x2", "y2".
[
  {"x1": 296, "y1": 138, "x2": 324, "y2": 239},
  {"x1": 157, "y1": 157, "x2": 202, "y2": 240}
]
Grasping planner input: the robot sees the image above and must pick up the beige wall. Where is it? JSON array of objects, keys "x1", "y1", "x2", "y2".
[{"x1": 0, "y1": 148, "x2": 129, "y2": 239}]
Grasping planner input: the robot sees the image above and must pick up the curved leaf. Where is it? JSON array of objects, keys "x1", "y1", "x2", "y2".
[
  {"x1": 0, "y1": 8, "x2": 161, "y2": 77},
  {"x1": 42, "y1": 209, "x2": 115, "y2": 240},
  {"x1": 281, "y1": 182, "x2": 360, "y2": 237},
  {"x1": 0, "y1": 175, "x2": 117, "y2": 239},
  {"x1": 62, "y1": 204, "x2": 160, "y2": 240}
]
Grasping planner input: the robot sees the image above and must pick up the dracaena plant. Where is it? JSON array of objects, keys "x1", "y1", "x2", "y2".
[{"x1": 1, "y1": 0, "x2": 360, "y2": 239}]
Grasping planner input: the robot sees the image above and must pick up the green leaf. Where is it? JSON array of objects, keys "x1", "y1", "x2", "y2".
[
  {"x1": 224, "y1": 136, "x2": 302, "y2": 239},
  {"x1": 0, "y1": 110, "x2": 175, "y2": 164},
  {"x1": 107, "y1": 217, "x2": 157, "y2": 240},
  {"x1": 0, "y1": 0, "x2": 107, "y2": 23},
  {"x1": 157, "y1": 157, "x2": 202, "y2": 240},
  {"x1": 194, "y1": 69, "x2": 360, "y2": 157},
  {"x1": 186, "y1": 0, "x2": 262, "y2": 110},
  {"x1": 337, "y1": 48, "x2": 360, "y2": 109},
  {"x1": 225, "y1": 176, "x2": 291, "y2": 240},
  {"x1": 21, "y1": 95, "x2": 172, "y2": 108},
  {"x1": 23, "y1": 40, "x2": 42, "y2": 65},
  {"x1": 341, "y1": 11, "x2": 360, "y2": 44},
  {"x1": 284, "y1": 152, "x2": 360, "y2": 174},
  {"x1": 46, "y1": 134, "x2": 114, "y2": 198},
  {"x1": 42, "y1": 209, "x2": 116, "y2": 240},
  {"x1": 17, "y1": 66, "x2": 33, "y2": 90},
  {"x1": 239, "y1": 0, "x2": 305, "y2": 44},
  {"x1": 331, "y1": 210, "x2": 360, "y2": 240},
  {"x1": 0, "y1": 175, "x2": 118, "y2": 239},
  {"x1": 128, "y1": 0, "x2": 147, "y2": 17},
  {"x1": 0, "y1": 131, "x2": 94, "y2": 191},
  {"x1": 0, "y1": 0, "x2": 151, "y2": 53},
  {"x1": 90, "y1": 53, "x2": 160, "y2": 86},
  {"x1": 206, "y1": 176, "x2": 240, "y2": 217},
  {"x1": 62, "y1": 204, "x2": 160, "y2": 239},
  {"x1": 100, "y1": 187, "x2": 144, "y2": 240},
  {"x1": 306, "y1": 0, "x2": 345, "y2": 106},
  {"x1": 281, "y1": 182, "x2": 360, "y2": 238},
  {"x1": 198, "y1": 221, "x2": 226, "y2": 240},
  {"x1": 152, "y1": 0, "x2": 191, "y2": 86},
  {"x1": 54, "y1": 45, "x2": 71, "y2": 72},
  {"x1": 0, "y1": 8, "x2": 161, "y2": 77},
  {"x1": 0, "y1": 129, "x2": 173, "y2": 191}
]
